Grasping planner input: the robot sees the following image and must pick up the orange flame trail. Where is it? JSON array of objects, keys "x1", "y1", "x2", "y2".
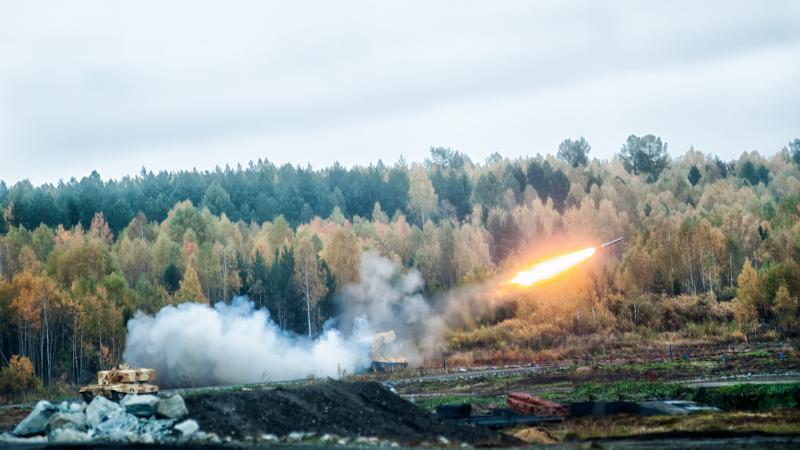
[{"x1": 508, "y1": 247, "x2": 596, "y2": 287}]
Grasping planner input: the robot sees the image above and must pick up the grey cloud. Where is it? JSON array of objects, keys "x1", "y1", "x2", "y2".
[{"x1": 1, "y1": 1, "x2": 799, "y2": 184}]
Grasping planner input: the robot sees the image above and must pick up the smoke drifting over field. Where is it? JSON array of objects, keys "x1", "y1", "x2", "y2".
[
  {"x1": 125, "y1": 252, "x2": 490, "y2": 387},
  {"x1": 335, "y1": 252, "x2": 446, "y2": 366},
  {"x1": 123, "y1": 298, "x2": 373, "y2": 386}
]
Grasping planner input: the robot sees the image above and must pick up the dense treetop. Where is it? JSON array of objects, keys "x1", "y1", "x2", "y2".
[{"x1": 0, "y1": 137, "x2": 791, "y2": 236}]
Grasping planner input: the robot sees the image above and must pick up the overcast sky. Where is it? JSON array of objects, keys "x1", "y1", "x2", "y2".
[{"x1": 1, "y1": 1, "x2": 799, "y2": 185}]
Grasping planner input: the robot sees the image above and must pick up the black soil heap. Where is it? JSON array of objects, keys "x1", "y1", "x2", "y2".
[{"x1": 185, "y1": 381, "x2": 520, "y2": 447}]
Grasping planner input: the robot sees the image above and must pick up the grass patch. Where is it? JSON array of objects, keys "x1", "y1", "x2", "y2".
[
  {"x1": 543, "y1": 410, "x2": 800, "y2": 440},
  {"x1": 448, "y1": 327, "x2": 512, "y2": 350},
  {"x1": 0, "y1": 382, "x2": 76, "y2": 405},
  {"x1": 534, "y1": 381, "x2": 800, "y2": 409},
  {"x1": 538, "y1": 381, "x2": 686, "y2": 403},
  {"x1": 738, "y1": 350, "x2": 772, "y2": 358},
  {"x1": 415, "y1": 395, "x2": 506, "y2": 413},
  {"x1": 692, "y1": 383, "x2": 800, "y2": 411}
]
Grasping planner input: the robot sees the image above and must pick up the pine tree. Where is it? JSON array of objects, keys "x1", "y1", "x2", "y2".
[
  {"x1": 688, "y1": 165, "x2": 702, "y2": 186},
  {"x1": 556, "y1": 137, "x2": 590, "y2": 167},
  {"x1": 267, "y1": 247, "x2": 304, "y2": 333},
  {"x1": 162, "y1": 264, "x2": 182, "y2": 294}
]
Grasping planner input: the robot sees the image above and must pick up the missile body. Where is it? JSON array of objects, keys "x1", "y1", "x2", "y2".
[{"x1": 600, "y1": 237, "x2": 624, "y2": 248}]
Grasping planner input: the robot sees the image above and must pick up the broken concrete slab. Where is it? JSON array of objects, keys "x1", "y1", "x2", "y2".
[
  {"x1": 120, "y1": 394, "x2": 160, "y2": 416},
  {"x1": 139, "y1": 416, "x2": 177, "y2": 441},
  {"x1": 174, "y1": 419, "x2": 199, "y2": 438},
  {"x1": 157, "y1": 394, "x2": 188, "y2": 418},
  {"x1": 57, "y1": 400, "x2": 86, "y2": 413},
  {"x1": 47, "y1": 411, "x2": 88, "y2": 432},
  {"x1": 86, "y1": 396, "x2": 123, "y2": 428},
  {"x1": 91, "y1": 411, "x2": 139, "y2": 442},
  {"x1": 12, "y1": 400, "x2": 57, "y2": 436},
  {"x1": 49, "y1": 428, "x2": 92, "y2": 443},
  {"x1": 6, "y1": 393, "x2": 204, "y2": 445}
]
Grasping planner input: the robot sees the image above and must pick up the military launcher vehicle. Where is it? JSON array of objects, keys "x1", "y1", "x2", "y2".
[
  {"x1": 370, "y1": 330, "x2": 409, "y2": 373},
  {"x1": 79, "y1": 363, "x2": 159, "y2": 402}
]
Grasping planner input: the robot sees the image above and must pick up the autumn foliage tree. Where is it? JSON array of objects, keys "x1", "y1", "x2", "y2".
[
  {"x1": 734, "y1": 260, "x2": 761, "y2": 331},
  {"x1": 773, "y1": 285, "x2": 799, "y2": 334},
  {"x1": 322, "y1": 227, "x2": 360, "y2": 287},
  {"x1": 174, "y1": 266, "x2": 208, "y2": 304},
  {"x1": 0, "y1": 141, "x2": 799, "y2": 387},
  {"x1": 0, "y1": 355, "x2": 42, "y2": 399}
]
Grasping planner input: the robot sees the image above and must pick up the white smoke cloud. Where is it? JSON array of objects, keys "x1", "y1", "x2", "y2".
[
  {"x1": 123, "y1": 251, "x2": 495, "y2": 387},
  {"x1": 123, "y1": 298, "x2": 372, "y2": 387},
  {"x1": 335, "y1": 252, "x2": 446, "y2": 365}
]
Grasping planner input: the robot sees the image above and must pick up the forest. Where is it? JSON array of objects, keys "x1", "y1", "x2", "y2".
[{"x1": 1, "y1": 135, "x2": 800, "y2": 397}]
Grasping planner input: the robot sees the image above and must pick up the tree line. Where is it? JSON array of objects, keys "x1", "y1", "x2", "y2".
[{"x1": 1, "y1": 136, "x2": 799, "y2": 396}]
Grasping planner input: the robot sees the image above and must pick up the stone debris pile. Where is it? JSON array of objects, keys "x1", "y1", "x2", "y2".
[{"x1": 0, "y1": 394, "x2": 218, "y2": 444}]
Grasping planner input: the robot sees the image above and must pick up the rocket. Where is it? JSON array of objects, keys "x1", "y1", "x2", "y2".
[{"x1": 600, "y1": 237, "x2": 624, "y2": 248}]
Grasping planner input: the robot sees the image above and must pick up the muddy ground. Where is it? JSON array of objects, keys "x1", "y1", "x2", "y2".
[
  {"x1": 183, "y1": 381, "x2": 520, "y2": 447},
  {"x1": 393, "y1": 349, "x2": 800, "y2": 399},
  {"x1": 0, "y1": 407, "x2": 28, "y2": 434},
  {"x1": 2, "y1": 344, "x2": 798, "y2": 447}
]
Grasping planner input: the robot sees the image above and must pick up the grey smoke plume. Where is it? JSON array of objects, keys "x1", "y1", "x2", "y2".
[
  {"x1": 335, "y1": 252, "x2": 446, "y2": 365},
  {"x1": 124, "y1": 251, "x2": 497, "y2": 387},
  {"x1": 123, "y1": 298, "x2": 373, "y2": 387}
]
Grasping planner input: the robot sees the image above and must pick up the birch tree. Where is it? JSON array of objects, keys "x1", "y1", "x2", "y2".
[{"x1": 293, "y1": 231, "x2": 328, "y2": 336}]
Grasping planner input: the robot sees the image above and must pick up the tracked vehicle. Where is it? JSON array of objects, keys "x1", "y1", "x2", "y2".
[
  {"x1": 79, "y1": 363, "x2": 159, "y2": 402},
  {"x1": 370, "y1": 330, "x2": 409, "y2": 373}
]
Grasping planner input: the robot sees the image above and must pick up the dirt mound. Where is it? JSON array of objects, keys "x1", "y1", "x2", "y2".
[
  {"x1": 512, "y1": 427, "x2": 557, "y2": 444},
  {"x1": 184, "y1": 381, "x2": 520, "y2": 447}
]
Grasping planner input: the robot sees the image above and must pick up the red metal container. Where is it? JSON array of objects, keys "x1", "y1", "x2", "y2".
[{"x1": 507, "y1": 392, "x2": 567, "y2": 417}]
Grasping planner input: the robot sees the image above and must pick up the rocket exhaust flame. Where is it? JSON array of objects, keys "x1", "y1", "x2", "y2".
[
  {"x1": 507, "y1": 237, "x2": 623, "y2": 287},
  {"x1": 508, "y1": 247, "x2": 596, "y2": 287}
]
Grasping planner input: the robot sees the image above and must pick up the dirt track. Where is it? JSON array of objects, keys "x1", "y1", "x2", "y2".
[{"x1": 183, "y1": 381, "x2": 520, "y2": 447}]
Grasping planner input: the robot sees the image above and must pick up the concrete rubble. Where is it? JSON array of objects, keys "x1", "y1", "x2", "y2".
[
  {"x1": 0, "y1": 393, "x2": 216, "y2": 444},
  {"x1": 174, "y1": 419, "x2": 200, "y2": 438},
  {"x1": 49, "y1": 428, "x2": 92, "y2": 443},
  {"x1": 11, "y1": 400, "x2": 57, "y2": 436},
  {"x1": 85, "y1": 396, "x2": 122, "y2": 428},
  {"x1": 120, "y1": 393, "x2": 160, "y2": 416},
  {"x1": 156, "y1": 393, "x2": 189, "y2": 418},
  {"x1": 47, "y1": 411, "x2": 88, "y2": 432}
]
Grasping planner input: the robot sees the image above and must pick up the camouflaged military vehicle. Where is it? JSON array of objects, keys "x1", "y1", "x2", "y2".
[
  {"x1": 79, "y1": 363, "x2": 159, "y2": 402},
  {"x1": 370, "y1": 331, "x2": 409, "y2": 373}
]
